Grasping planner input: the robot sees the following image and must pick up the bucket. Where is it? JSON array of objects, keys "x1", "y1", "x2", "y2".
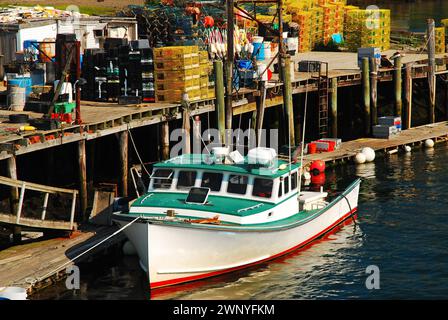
[
  {"x1": 7, "y1": 86, "x2": 26, "y2": 111},
  {"x1": 54, "y1": 80, "x2": 73, "y2": 103},
  {"x1": 0, "y1": 287, "x2": 27, "y2": 300},
  {"x1": 287, "y1": 37, "x2": 298, "y2": 55},
  {"x1": 9, "y1": 77, "x2": 32, "y2": 96},
  {"x1": 252, "y1": 42, "x2": 265, "y2": 60},
  {"x1": 263, "y1": 41, "x2": 271, "y2": 60}
]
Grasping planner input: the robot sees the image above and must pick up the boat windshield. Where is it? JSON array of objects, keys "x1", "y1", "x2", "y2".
[
  {"x1": 201, "y1": 172, "x2": 223, "y2": 191},
  {"x1": 177, "y1": 171, "x2": 197, "y2": 190},
  {"x1": 252, "y1": 178, "x2": 273, "y2": 198},
  {"x1": 227, "y1": 175, "x2": 248, "y2": 195},
  {"x1": 151, "y1": 169, "x2": 173, "y2": 189}
]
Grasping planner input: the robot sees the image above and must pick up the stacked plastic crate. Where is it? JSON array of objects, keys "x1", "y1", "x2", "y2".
[
  {"x1": 310, "y1": 6, "x2": 324, "y2": 47},
  {"x1": 291, "y1": 11, "x2": 313, "y2": 52},
  {"x1": 153, "y1": 46, "x2": 201, "y2": 103},
  {"x1": 435, "y1": 27, "x2": 446, "y2": 54},
  {"x1": 198, "y1": 50, "x2": 215, "y2": 100},
  {"x1": 344, "y1": 9, "x2": 391, "y2": 52}
]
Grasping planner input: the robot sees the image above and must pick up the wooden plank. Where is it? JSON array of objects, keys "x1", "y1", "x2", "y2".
[
  {"x1": 0, "y1": 213, "x2": 76, "y2": 230},
  {"x1": 0, "y1": 176, "x2": 78, "y2": 195}
]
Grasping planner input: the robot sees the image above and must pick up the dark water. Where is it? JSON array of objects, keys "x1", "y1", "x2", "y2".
[
  {"x1": 31, "y1": 143, "x2": 448, "y2": 300},
  {"x1": 351, "y1": 0, "x2": 448, "y2": 32}
]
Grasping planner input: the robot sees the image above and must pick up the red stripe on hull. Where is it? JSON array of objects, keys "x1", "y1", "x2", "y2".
[{"x1": 150, "y1": 207, "x2": 358, "y2": 289}]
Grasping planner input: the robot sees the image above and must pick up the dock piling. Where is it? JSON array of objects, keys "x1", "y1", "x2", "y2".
[
  {"x1": 77, "y1": 140, "x2": 88, "y2": 220},
  {"x1": 427, "y1": 19, "x2": 436, "y2": 123},
  {"x1": 330, "y1": 77, "x2": 338, "y2": 138},
  {"x1": 404, "y1": 63, "x2": 413, "y2": 129},
  {"x1": 394, "y1": 55, "x2": 403, "y2": 118},
  {"x1": 281, "y1": 55, "x2": 295, "y2": 147},
  {"x1": 161, "y1": 122, "x2": 170, "y2": 160},
  {"x1": 370, "y1": 57, "x2": 378, "y2": 126},
  {"x1": 214, "y1": 60, "x2": 226, "y2": 144},
  {"x1": 362, "y1": 57, "x2": 371, "y2": 135},
  {"x1": 118, "y1": 131, "x2": 128, "y2": 197}
]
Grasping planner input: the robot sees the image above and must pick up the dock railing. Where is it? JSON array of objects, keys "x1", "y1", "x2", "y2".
[{"x1": 0, "y1": 176, "x2": 78, "y2": 231}]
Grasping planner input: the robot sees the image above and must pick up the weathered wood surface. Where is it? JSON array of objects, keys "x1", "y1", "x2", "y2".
[
  {"x1": 303, "y1": 122, "x2": 448, "y2": 165},
  {"x1": 0, "y1": 225, "x2": 123, "y2": 293}
]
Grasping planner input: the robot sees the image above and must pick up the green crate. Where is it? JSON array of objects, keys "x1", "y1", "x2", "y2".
[{"x1": 54, "y1": 102, "x2": 76, "y2": 114}]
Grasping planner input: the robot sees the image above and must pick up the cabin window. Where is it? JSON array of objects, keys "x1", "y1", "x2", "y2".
[
  {"x1": 291, "y1": 172, "x2": 298, "y2": 190},
  {"x1": 227, "y1": 175, "x2": 248, "y2": 195},
  {"x1": 278, "y1": 181, "x2": 283, "y2": 197},
  {"x1": 201, "y1": 172, "x2": 223, "y2": 191},
  {"x1": 284, "y1": 176, "x2": 290, "y2": 194},
  {"x1": 151, "y1": 169, "x2": 173, "y2": 189},
  {"x1": 177, "y1": 171, "x2": 197, "y2": 190},
  {"x1": 252, "y1": 178, "x2": 273, "y2": 198}
]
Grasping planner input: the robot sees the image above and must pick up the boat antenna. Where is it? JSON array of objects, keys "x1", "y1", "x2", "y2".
[{"x1": 297, "y1": 63, "x2": 311, "y2": 198}]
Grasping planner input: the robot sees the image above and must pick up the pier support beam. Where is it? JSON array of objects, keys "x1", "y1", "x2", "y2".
[
  {"x1": 362, "y1": 57, "x2": 371, "y2": 135},
  {"x1": 182, "y1": 106, "x2": 191, "y2": 155},
  {"x1": 214, "y1": 60, "x2": 226, "y2": 144},
  {"x1": 7, "y1": 156, "x2": 20, "y2": 243},
  {"x1": 404, "y1": 63, "x2": 413, "y2": 129},
  {"x1": 255, "y1": 81, "x2": 267, "y2": 146},
  {"x1": 330, "y1": 77, "x2": 338, "y2": 138},
  {"x1": 394, "y1": 55, "x2": 403, "y2": 119},
  {"x1": 370, "y1": 57, "x2": 378, "y2": 126},
  {"x1": 192, "y1": 116, "x2": 202, "y2": 154},
  {"x1": 225, "y1": 0, "x2": 234, "y2": 136},
  {"x1": 427, "y1": 19, "x2": 436, "y2": 123},
  {"x1": 281, "y1": 55, "x2": 295, "y2": 147},
  {"x1": 77, "y1": 140, "x2": 88, "y2": 219},
  {"x1": 118, "y1": 131, "x2": 128, "y2": 198},
  {"x1": 161, "y1": 122, "x2": 170, "y2": 160}
]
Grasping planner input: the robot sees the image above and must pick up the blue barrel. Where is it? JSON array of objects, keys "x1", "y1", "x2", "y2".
[
  {"x1": 9, "y1": 77, "x2": 32, "y2": 97},
  {"x1": 252, "y1": 42, "x2": 265, "y2": 60},
  {"x1": 23, "y1": 39, "x2": 37, "y2": 51}
]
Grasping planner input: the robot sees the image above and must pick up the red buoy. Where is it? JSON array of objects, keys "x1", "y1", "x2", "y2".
[
  {"x1": 311, "y1": 172, "x2": 326, "y2": 186},
  {"x1": 204, "y1": 16, "x2": 214, "y2": 28},
  {"x1": 310, "y1": 160, "x2": 325, "y2": 175}
]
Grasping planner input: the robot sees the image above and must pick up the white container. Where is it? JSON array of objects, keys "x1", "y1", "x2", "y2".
[
  {"x1": 282, "y1": 32, "x2": 288, "y2": 39},
  {"x1": 0, "y1": 287, "x2": 27, "y2": 300},
  {"x1": 256, "y1": 61, "x2": 268, "y2": 81},
  {"x1": 252, "y1": 36, "x2": 264, "y2": 43},
  {"x1": 287, "y1": 37, "x2": 298, "y2": 53},
  {"x1": 247, "y1": 147, "x2": 277, "y2": 166},
  {"x1": 7, "y1": 86, "x2": 26, "y2": 111},
  {"x1": 263, "y1": 42, "x2": 271, "y2": 60},
  {"x1": 54, "y1": 80, "x2": 73, "y2": 103}
]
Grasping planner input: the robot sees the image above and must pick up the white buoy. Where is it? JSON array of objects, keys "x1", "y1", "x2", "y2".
[
  {"x1": 404, "y1": 145, "x2": 412, "y2": 153},
  {"x1": 354, "y1": 152, "x2": 366, "y2": 164},
  {"x1": 361, "y1": 147, "x2": 376, "y2": 162},
  {"x1": 425, "y1": 139, "x2": 434, "y2": 148},
  {"x1": 122, "y1": 240, "x2": 137, "y2": 256},
  {"x1": 303, "y1": 171, "x2": 311, "y2": 180}
]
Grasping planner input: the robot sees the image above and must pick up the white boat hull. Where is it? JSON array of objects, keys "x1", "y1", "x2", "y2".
[{"x1": 114, "y1": 180, "x2": 360, "y2": 289}]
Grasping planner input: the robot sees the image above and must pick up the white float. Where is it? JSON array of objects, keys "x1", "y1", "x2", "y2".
[
  {"x1": 425, "y1": 139, "x2": 434, "y2": 148},
  {"x1": 354, "y1": 152, "x2": 366, "y2": 164},
  {"x1": 303, "y1": 171, "x2": 311, "y2": 180},
  {"x1": 361, "y1": 147, "x2": 376, "y2": 162},
  {"x1": 404, "y1": 145, "x2": 412, "y2": 153}
]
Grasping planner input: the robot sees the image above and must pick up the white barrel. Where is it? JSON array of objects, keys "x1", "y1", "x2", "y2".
[
  {"x1": 7, "y1": 85, "x2": 26, "y2": 111},
  {"x1": 54, "y1": 80, "x2": 73, "y2": 103},
  {"x1": 264, "y1": 41, "x2": 271, "y2": 59}
]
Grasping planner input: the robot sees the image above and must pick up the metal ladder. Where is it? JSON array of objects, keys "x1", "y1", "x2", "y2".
[{"x1": 314, "y1": 62, "x2": 329, "y2": 139}]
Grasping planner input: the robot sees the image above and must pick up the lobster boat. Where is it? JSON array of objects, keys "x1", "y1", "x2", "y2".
[{"x1": 113, "y1": 147, "x2": 361, "y2": 289}]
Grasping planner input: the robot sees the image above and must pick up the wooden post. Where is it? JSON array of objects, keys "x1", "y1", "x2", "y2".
[
  {"x1": 6, "y1": 156, "x2": 20, "y2": 243},
  {"x1": 370, "y1": 57, "x2": 378, "y2": 126},
  {"x1": 404, "y1": 63, "x2": 413, "y2": 129},
  {"x1": 225, "y1": 0, "x2": 234, "y2": 138},
  {"x1": 192, "y1": 116, "x2": 201, "y2": 154},
  {"x1": 182, "y1": 107, "x2": 191, "y2": 154},
  {"x1": 281, "y1": 55, "x2": 295, "y2": 147},
  {"x1": 161, "y1": 122, "x2": 170, "y2": 160},
  {"x1": 394, "y1": 55, "x2": 403, "y2": 119},
  {"x1": 428, "y1": 19, "x2": 436, "y2": 123},
  {"x1": 256, "y1": 81, "x2": 267, "y2": 146},
  {"x1": 330, "y1": 77, "x2": 338, "y2": 138},
  {"x1": 362, "y1": 57, "x2": 371, "y2": 135},
  {"x1": 214, "y1": 60, "x2": 226, "y2": 144},
  {"x1": 77, "y1": 139, "x2": 88, "y2": 219},
  {"x1": 118, "y1": 131, "x2": 128, "y2": 197}
]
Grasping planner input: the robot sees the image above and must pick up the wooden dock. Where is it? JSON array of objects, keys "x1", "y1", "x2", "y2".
[
  {"x1": 303, "y1": 121, "x2": 448, "y2": 165},
  {"x1": 0, "y1": 225, "x2": 125, "y2": 295}
]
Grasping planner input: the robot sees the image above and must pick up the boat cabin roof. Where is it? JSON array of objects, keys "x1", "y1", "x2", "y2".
[{"x1": 154, "y1": 154, "x2": 300, "y2": 178}]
